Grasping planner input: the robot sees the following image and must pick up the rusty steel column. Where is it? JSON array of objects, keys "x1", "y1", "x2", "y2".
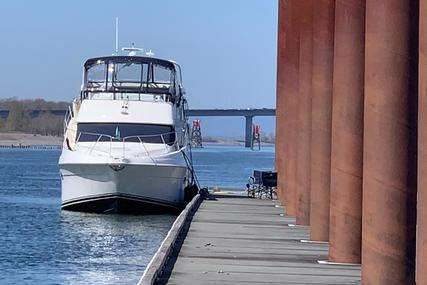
[
  {"x1": 417, "y1": 1, "x2": 427, "y2": 283},
  {"x1": 284, "y1": 0, "x2": 301, "y2": 216},
  {"x1": 276, "y1": 0, "x2": 300, "y2": 214},
  {"x1": 295, "y1": 0, "x2": 313, "y2": 225},
  {"x1": 328, "y1": 0, "x2": 365, "y2": 263},
  {"x1": 275, "y1": 0, "x2": 287, "y2": 203},
  {"x1": 309, "y1": 0, "x2": 334, "y2": 241},
  {"x1": 363, "y1": 0, "x2": 418, "y2": 284}
]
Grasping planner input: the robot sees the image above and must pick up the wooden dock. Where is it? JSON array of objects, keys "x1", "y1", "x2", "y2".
[{"x1": 151, "y1": 195, "x2": 361, "y2": 285}]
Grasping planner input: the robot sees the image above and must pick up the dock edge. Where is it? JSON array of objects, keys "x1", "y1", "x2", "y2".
[{"x1": 137, "y1": 193, "x2": 202, "y2": 285}]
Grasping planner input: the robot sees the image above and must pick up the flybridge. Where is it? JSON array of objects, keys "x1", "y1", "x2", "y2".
[{"x1": 81, "y1": 56, "x2": 184, "y2": 102}]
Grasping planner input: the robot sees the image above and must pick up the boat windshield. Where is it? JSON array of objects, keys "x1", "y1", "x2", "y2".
[
  {"x1": 83, "y1": 57, "x2": 177, "y2": 100},
  {"x1": 76, "y1": 123, "x2": 176, "y2": 145}
]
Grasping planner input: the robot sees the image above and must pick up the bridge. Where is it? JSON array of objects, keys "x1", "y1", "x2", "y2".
[
  {"x1": 0, "y1": 108, "x2": 276, "y2": 147},
  {"x1": 186, "y1": 108, "x2": 276, "y2": 147}
]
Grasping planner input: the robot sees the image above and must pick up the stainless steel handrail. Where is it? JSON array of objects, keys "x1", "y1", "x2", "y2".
[
  {"x1": 63, "y1": 106, "x2": 73, "y2": 134},
  {"x1": 74, "y1": 131, "x2": 178, "y2": 159}
]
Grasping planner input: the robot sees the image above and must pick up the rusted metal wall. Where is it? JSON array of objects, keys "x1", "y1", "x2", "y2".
[
  {"x1": 362, "y1": 0, "x2": 418, "y2": 283},
  {"x1": 417, "y1": 1, "x2": 427, "y2": 283},
  {"x1": 328, "y1": 0, "x2": 365, "y2": 263},
  {"x1": 295, "y1": 0, "x2": 313, "y2": 225},
  {"x1": 309, "y1": 0, "x2": 334, "y2": 241}
]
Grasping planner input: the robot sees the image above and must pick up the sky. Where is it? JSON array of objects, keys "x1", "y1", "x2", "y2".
[{"x1": 0, "y1": 0, "x2": 278, "y2": 137}]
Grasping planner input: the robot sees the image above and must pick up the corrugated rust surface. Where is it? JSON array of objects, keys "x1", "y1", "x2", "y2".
[
  {"x1": 417, "y1": 1, "x2": 427, "y2": 283},
  {"x1": 363, "y1": 0, "x2": 418, "y2": 284},
  {"x1": 328, "y1": 0, "x2": 365, "y2": 263},
  {"x1": 275, "y1": 0, "x2": 286, "y2": 203},
  {"x1": 309, "y1": 0, "x2": 334, "y2": 242},
  {"x1": 295, "y1": 0, "x2": 313, "y2": 225}
]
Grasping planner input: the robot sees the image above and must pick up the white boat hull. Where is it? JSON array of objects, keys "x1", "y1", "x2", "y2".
[{"x1": 60, "y1": 162, "x2": 190, "y2": 213}]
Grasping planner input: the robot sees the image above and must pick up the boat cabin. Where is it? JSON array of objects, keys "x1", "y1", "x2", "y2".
[{"x1": 81, "y1": 56, "x2": 184, "y2": 103}]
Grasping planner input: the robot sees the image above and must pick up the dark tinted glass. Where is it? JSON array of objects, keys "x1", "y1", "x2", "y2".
[{"x1": 77, "y1": 123, "x2": 175, "y2": 144}]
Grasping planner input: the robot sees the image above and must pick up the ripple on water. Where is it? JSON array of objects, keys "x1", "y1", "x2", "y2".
[{"x1": 0, "y1": 145, "x2": 274, "y2": 284}]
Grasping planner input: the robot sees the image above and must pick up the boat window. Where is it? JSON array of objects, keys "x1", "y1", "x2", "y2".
[
  {"x1": 77, "y1": 123, "x2": 176, "y2": 144},
  {"x1": 115, "y1": 62, "x2": 143, "y2": 82},
  {"x1": 175, "y1": 64, "x2": 182, "y2": 85},
  {"x1": 153, "y1": 64, "x2": 173, "y2": 84},
  {"x1": 111, "y1": 62, "x2": 149, "y2": 90},
  {"x1": 87, "y1": 61, "x2": 106, "y2": 89}
]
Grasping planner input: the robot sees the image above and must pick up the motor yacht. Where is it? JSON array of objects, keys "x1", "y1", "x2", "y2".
[{"x1": 59, "y1": 50, "x2": 196, "y2": 213}]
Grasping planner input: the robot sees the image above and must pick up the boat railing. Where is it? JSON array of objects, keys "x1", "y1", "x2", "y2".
[
  {"x1": 74, "y1": 131, "x2": 178, "y2": 160},
  {"x1": 81, "y1": 90, "x2": 173, "y2": 103},
  {"x1": 63, "y1": 106, "x2": 73, "y2": 134}
]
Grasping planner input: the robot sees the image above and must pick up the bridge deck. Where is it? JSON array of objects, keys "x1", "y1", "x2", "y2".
[
  {"x1": 186, "y1": 108, "x2": 275, "y2": 117},
  {"x1": 157, "y1": 196, "x2": 361, "y2": 285}
]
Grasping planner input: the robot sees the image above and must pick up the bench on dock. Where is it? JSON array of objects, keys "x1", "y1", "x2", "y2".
[{"x1": 246, "y1": 170, "x2": 277, "y2": 199}]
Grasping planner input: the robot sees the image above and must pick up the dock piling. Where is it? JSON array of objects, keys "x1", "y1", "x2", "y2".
[
  {"x1": 309, "y1": 0, "x2": 335, "y2": 242},
  {"x1": 328, "y1": 0, "x2": 365, "y2": 264}
]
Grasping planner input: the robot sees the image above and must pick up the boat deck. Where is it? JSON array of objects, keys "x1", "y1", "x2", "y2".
[{"x1": 156, "y1": 196, "x2": 361, "y2": 285}]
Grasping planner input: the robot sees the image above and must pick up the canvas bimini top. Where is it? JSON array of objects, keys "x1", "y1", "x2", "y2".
[{"x1": 81, "y1": 56, "x2": 184, "y2": 102}]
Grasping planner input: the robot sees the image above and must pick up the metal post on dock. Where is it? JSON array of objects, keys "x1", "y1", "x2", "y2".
[
  {"x1": 295, "y1": 0, "x2": 313, "y2": 226},
  {"x1": 275, "y1": 0, "x2": 286, "y2": 204},
  {"x1": 328, "y1": 0, "x2": 364, "y2": 264},
  {"x1": 417, "y1": 2, "x2": 427, "y2": 283},
  {"x1": 276, "y1": 0, "x2": 300, "y2": 216},
  {"x1": 309, "y1": 0, "x2": 334, "y2": 242},
  {"x1": 362, "y1": 0, "x2": 417, "y2": 283}
]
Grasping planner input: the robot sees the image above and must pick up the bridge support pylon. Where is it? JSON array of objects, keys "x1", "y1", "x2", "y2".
[{"x1": 245, "y1": 116, "x2": 253, "y2": 148}]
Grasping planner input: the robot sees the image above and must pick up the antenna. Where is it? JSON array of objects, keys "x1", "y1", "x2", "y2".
[{"x1": 115, "y1": 17, "x2": 119, "y2": 54}]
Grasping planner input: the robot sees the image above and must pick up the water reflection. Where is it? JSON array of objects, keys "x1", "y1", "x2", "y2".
[{"x1": 58, "y1": 211, "x2": 175, "y2": 285}]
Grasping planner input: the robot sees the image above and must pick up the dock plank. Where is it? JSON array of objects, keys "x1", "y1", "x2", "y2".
[{"x1": 157, "y1": 197, "x2": 361, "y2": 285}]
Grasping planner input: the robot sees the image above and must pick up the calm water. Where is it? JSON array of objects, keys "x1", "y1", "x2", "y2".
[{"x1": 0, "y1": 144, "x2": 274, "y2": 285}]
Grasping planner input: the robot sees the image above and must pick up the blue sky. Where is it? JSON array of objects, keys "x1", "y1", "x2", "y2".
[{"x1": 0, "y1": 0, "x2": 277, "y2": 136}]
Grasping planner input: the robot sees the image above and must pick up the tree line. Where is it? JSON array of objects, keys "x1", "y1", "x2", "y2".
[
  {"x1": 0, "y1": 98, "x2": 277, "y2": 141},
  {"x1": 0, "y1": 98, "x2": 70, "y2": 136}
]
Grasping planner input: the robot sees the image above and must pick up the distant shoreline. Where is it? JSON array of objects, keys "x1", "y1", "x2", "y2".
[
  {"x1": 201, "y1": 141, "x2": 275, "y2": 147},
  {"x1": 201, "y1": 137, "x2": 275, "y2": 146},
  {"x1": 0, "y1": 132, "x2": 275, "y2": 147},
  {"x1": 0, "y1": 132, "x2": 62, "y2": 146}
]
